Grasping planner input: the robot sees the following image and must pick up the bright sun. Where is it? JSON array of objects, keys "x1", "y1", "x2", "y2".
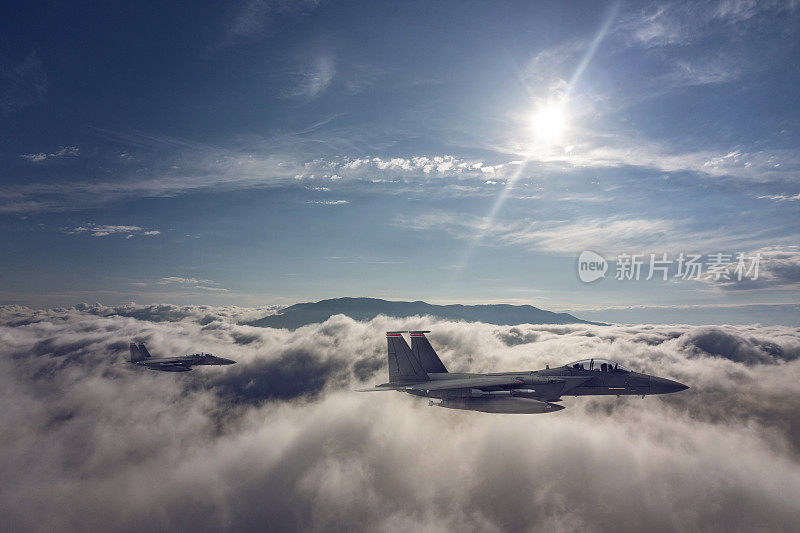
[{"x1": 531, "y1": 103, "x2": 567, "y2": 143}]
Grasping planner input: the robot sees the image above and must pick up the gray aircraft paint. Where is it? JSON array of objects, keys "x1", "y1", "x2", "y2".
[
  {"x1": 358, "y1": 332, "x2": 688, "y2": 414},
  {"x1": 410, "y1": 331, "x2": 448, "y2": 374},
  {"x1": 127, "y1": 342, "x2": 236, "y2": 372}
]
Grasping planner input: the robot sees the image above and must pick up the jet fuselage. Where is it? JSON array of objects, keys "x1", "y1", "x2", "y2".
[
  {"x1": 127, "y1": 342, "x2": 236, "y2": 372},
  {"x1": 359, "y1": 332, "x2": 688, "y2": 414}
]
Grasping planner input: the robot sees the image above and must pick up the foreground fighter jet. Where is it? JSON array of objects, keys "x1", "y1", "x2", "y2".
[
  {"x1": 357, "y1": 331, "x2": 688, "y2": 413},
  {"x1": 127, "y1": 342, "x2": 236, "y2": 372}
]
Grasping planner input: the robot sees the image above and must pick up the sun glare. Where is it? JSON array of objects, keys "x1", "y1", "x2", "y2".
[{"x1": 531, "y1": 103, "x2": 567, "y2": 144}]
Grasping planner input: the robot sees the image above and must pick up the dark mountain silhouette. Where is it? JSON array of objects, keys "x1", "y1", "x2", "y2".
[{"x1": 245, "y1": 297, "x2": 604, "y2": 329}]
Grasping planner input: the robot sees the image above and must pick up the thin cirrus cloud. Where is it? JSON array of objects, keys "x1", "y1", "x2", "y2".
[
  {"x1": 0, "y1": 149, "x2": 304, "y2": 213},
  {"x1": 155, "y1": 277, "x2": 229, "y2": 292},
  {"x1": 658, "y1": 56, "x2": 745, "y2": 88},
  {"x1": 0, "y1": 49, "x2": 47, "y2": 113},
  {"x1": 521, "y1": 1, "x2": 767, "y2": 101},
  {"x1": 64, "y1": 223, "x2": 160, "y2": 238},
  {"x1": 758, "y1": 193, "x2": 800, "y2": 201},
  {"x1": 1, "y1": 146, "x2": 795, "y2": 217},
  {"x1": 492, "y1": 131, "x2": 798, "y2": 184},
  {"x1": 20, "y1": 146, "x2": 79, "y2": 162},
  {"x1": 157, "y1": 277, "x2": 214, "y2": 285},
  {"x1": 283, "y1": 56, "x2": 336, "y2": 100},
  {"x1": 0, "y1": 152, "x2": 499, "y2": 213},
  {"x1": 606, "y1": 1, "x2": 798, "y2": 95},
  {"x1": 307, "y1": 199, "x2": 349, "y2": 205},
  {"x1": 401, "y1": 209, "x2": 800, "y2": 292},
  {"x1": 399, "y1": 212, "x2": 797, "y2": 257},
  {"x1": 613, "y1": 0, "x2": 781, "y2": 49},
  {"x1": 220, "y1": 0, "x2": 322, "y2": 44},
  {"x1": 2, "y1": 140, "x2": 797, "y2": 217}
]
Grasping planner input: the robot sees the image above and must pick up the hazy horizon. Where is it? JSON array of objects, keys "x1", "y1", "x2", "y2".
[{"x1": 4, "y1": 298, "x2": 799, "y2": 327}]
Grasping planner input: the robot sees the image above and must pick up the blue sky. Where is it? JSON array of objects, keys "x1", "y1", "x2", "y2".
[{"x1": 1, "y1": 0, "x2": 799, "y2": 319}]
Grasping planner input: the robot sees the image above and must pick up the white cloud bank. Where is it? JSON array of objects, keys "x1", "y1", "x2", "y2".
[{"x1": 1, "y1": 304, "x2": 800, "y2": 531}]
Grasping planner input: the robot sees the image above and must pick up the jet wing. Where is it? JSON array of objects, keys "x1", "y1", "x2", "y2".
[
  {"x1": 356, "y1": 375, "x2": 594, "y2": 393},
  {"x1": 403, "y1": 376, "x2": 527, "y2": 391},
  {"x1": 147, "y1": 361, "x2": 191, "y2": 369},
  {"x1": 354, "y1": 377, "x2": 520, "y2": 392}
]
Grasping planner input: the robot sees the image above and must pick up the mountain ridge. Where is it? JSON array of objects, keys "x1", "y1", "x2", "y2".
[{"x1": 244, "y1": 297, "x2": 605, "y2": 329}]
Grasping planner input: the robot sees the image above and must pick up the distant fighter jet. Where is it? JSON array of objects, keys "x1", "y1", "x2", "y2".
[
  {"x1": 127, "y1": 342, "x2": 236, "y2": 372},
  {"x1": 357, "y1": 331, "x2": 688, "y2": 413}
]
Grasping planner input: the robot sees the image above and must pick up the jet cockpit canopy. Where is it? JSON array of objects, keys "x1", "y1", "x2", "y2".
[{"x1": 567, "y1": 358, "x2": 630, "y2": 372}]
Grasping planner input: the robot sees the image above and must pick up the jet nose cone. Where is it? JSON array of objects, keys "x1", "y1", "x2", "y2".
[
  {"x1": 221, "y1": 358, "x2": 237, "y2": 365},
  {"x1": 650, "y1": 376, "x2": 689, "y2": 394}
]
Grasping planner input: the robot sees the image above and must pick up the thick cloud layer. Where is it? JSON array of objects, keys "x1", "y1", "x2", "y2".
[{"x1": 2, "y1": 305, "x2": 800, "y2": 531}]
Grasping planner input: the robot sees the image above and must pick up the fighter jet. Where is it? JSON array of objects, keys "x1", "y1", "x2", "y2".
[
  {"x1": 357, "y1": 331, "x2": 688, "y2": 413},
  {"x1": 127, "y1": 342, "x2": 236, "y2": 372}
]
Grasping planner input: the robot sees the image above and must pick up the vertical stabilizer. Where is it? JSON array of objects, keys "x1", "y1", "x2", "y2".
[
  {"x1": 386, "y1": 332, "x2": 429, "y2": 383},
  {"x1": 137, "y1": 343, "x2": 152, "y2": 358},
  {"x1": 129, "y1": 342, "x2": 144, "y2": 362},
  {"x1": 410, "y1": 331, "x2": 448, "y2": 373}
]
